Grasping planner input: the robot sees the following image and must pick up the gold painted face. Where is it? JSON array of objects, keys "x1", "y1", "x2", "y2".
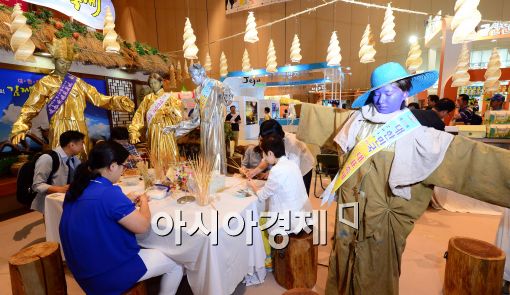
[
  {"x1": 54, "y1": 58, "x2": 72, "y2": 76},
  {"x1": 149, "y1": 78, "x2": 162, "y2": 93}
]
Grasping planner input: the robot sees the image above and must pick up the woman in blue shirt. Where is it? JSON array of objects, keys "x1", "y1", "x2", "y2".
[{"x1": 60, "y1": 141, "x2": 183, "y2": 294}]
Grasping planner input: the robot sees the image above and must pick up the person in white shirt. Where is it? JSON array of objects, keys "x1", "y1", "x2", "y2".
[
  {"x1": 248, "y1": 135, "x2": 312, "y2": 237},
  {"x1": 246, "y1": 119, "x2": 315, "y2": 195}
]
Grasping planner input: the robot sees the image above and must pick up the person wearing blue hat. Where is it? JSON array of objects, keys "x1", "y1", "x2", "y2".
[
  {"x1": 490, "y1": 93, "x2": 506, "y2": 111},
  {"x1": 296, "y1": 62, "x2": 510, "y2": 295}
]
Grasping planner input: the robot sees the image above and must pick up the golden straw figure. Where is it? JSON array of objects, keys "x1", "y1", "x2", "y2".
[
  {"x1": 128, "y1": 73, "x2": 195, "y2": 165},
  {"x1": 10, "y1": 38, "x2": 134, "y2": 157}
]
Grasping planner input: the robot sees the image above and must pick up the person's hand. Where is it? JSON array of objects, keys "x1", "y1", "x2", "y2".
[
  {"x1": 453, "y1": 113, "x2": 461, "y2": 120},
  {"x1": 239, "y1": 167, "x2": 248, "y2": 176},
  {"x1": 245, "y1": 168, "x2": 258, "y2": 179},
  {"x1": 11, "y1": 133, "x2": 26, "y2": 145},
  {"x1": 58, "y1": 185, "x2": 70, "y2": 193},
  {"x1": 130, "y1": 137, "x2": 140, "y2": 144},
  {"x1": 133, "y1": 193, "x2": 149, "y2": 206},
  {"x1": 162, "y1": 125, "x2": 177, "y2": 134},
  {"x1": 257, "y1": 172, "x2": 269, "y2": 180}
]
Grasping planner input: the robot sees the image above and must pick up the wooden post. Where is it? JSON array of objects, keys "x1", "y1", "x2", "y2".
[
  {"x1": 273, "y1": 231, "x2": 318, "y2": 290},
  {"x1": 9, "y1": 242, "x2": 67, "y2": 295},
  {"x1": 123, "y1": 281, "x2": 147, "y2": 295},
  {"x1": 444, "y1": 236, "x2": 506, "y2": 295}
]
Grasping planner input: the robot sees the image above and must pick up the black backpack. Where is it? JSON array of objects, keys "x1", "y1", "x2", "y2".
[{"x1": 16, "y1": 151, "x2": 60, "y2": 206}]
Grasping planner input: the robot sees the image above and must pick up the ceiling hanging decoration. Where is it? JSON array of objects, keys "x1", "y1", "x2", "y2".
[
  {"x1": 220, "y1": 51, "x2": 228, "y2": 77},
  {"x1": 244, "y1": 11, "x2": 259, "y2": 43},
  {"x1": 405, "y1": 39, "x2": 423, "y2": 73},
  {"x1": 451, "y1": 0, "x2": 481, "y2": 44},
  {"x1": 168, "y1": 63, "x2": 177, "y2": 88},
  {"x1": 204, "y1": 52, "x2": 212, "y2": 72},
  {"x1": 103, "y1": 6, "x2": 120, "y2": 53},
  {"x1": 7, "y1": 3, "x2": 35, "y2": 62},
  {"x1": 290, "y1": 34, "x2": 302, "y2": 63},
  {"x1": 451, "y1": 43, "x2": 471, "y2": 87},
  {"x1": 266, "y1": 39, "x2": 277, "y2": 73},
  {"x1": 183, "y1": 59, "x2": 190, "y2": 79},
  {"x1": 183, "y1": 17, "x2": 199, "y2": 60},
  {"x1": 484, "y1": 48, "x2": 501, "y2": 92},
  {"x1": 380, "y1": 3, "x2": 396, "y2": 43},
  {"x1": 359, "y1": 24, "x2": 376, "y2": 64},
  {"x1": 326, "y1": 31, "x2": 341, "y2": 66},
  {"x1": 176, "y1": 60, "x2": 183, "y2": 82},
  {"x1": 242, "y1": 49, "x2": 252, "y2": 72}
]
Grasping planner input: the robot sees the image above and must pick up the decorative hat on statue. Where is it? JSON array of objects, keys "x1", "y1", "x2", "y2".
[
  {"x1": 352, "y1": 62, "x2": 438, "y2": 108},
  {"x1": 47, "y1": 38, "x2": 77, "y2": 61}
]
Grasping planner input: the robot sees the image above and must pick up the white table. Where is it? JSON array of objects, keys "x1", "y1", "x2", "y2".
[{"x1": 45, "y1": 176, "x2": 266, "y2": 295}]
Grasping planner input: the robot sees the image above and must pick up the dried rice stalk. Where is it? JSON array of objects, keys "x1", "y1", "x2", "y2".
[{"x1": 189, "y1": 154, "x2": 213, "y2": 206}]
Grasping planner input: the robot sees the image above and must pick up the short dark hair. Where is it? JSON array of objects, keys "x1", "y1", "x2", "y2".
[
  {"x1": 230, "y1": 105, "x2": 236, "y2": 109},
  {"x1": 259, "y1": 119, "x2": 285, "y2": 138},
  {"x1": 59, "y1": 130, "x2": 85, "y2": 147},
  {"x1": 260, "y1": 135, "x2": 285, "y2": 158},
  {"x1": 428, "y1": 95, "x2": 439, "y2": 103},
  {"x1": 264, "y1": 107, "x2": 270, "y2": 113},
  {"x1": 394, "y1": 78, "x2": 412, "y2": 93},
  {"x1": 407, "y1": 102, "x2": 420, "y2": 109},
  {"x1": 458, "y1": 94, "x2": 470, "y2": 103},
  {"x1": 434, "y1": 98, "x2": 456, "y2": 113},
  {"x1": 110, "y1": 127, "x2": 129, "y2": 141}
]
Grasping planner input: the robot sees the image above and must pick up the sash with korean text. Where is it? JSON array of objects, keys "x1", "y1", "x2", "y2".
[
  {"x1": 46, "y1": 73, "x2": 77, "y2": 120},
  {"x1": 146, "y1": 92, "x2": 172, "y2": 125},
  {"x1": 321, "y1": 109, "x2": 421, "y2": 206}
]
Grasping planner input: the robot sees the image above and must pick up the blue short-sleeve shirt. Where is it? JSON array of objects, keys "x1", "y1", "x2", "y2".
[{"x1": 59, "y1": 176, "x2": 147, "y2": 294}]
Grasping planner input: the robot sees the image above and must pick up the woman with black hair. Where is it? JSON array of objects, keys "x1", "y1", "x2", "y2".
[
  {"x1": 59, "y1": 141, "x2": 183, "y2": 295},
  {"x1": 246, "y1": 119, "x2": 315, "y2": 195}
]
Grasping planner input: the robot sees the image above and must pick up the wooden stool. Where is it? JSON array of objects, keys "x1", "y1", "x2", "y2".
[
  {"x1": 123, "y1": 281, "x2": 147, "y2": 295},
  {"x1": 9, "y1": 242, "x2": 67, "y2": 295},
  {"x1": 444, "y1": 236, "x2": 505, "y2": 295},
  {"x1": 282, "y1": 288, "x2": 319, "y2": 295},
  {"x1": 273, "y1": 231, "x2": 318, "y2": 290}
]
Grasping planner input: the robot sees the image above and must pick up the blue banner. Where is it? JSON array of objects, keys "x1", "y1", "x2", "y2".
[{"x1": 0, "y1": 68, "x2": 111, "y2": 151}]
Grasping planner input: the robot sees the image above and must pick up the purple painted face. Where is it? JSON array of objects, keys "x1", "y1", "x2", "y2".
[{"x1": 372, "y1": 83, "x2": 408, "y2": 114}]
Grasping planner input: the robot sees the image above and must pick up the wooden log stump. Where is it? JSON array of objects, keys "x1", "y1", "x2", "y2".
[
  {"x1": 273, "y1": 231, "x2": 318, "y2": 290},
  {"x1": 9, "y1": 242, "x2": 66, "y2": 295},
  {"x1": 123, "y1": 281, "x2": 147, "y2": 295},
  {"x1": 444, "y1": 236, "x2": 505, "y2": 295},
  {"x1": 282, "y1": 288, "x2": 319, "y2": 295}
]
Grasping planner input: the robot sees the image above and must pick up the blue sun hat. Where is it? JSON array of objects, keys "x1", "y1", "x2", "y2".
[{"x1": 352, "y1": 62, "x2": 439, "y2": 108}]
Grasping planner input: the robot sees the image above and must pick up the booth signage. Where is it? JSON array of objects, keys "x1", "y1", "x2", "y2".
[
  {"x1": 23, "y1": 0, "x2": 115, "y2": 30},
  {"x1": 241, "y1": 77, "x2": 265, "y2": 88},
  {"x1": 477, "y1": 22, "x2": 510, "y2": 38}
]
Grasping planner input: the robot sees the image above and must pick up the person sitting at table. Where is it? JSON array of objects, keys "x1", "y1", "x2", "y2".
[
  {"x1": 59, "y1": 141, "x2": 183, "y2": 295},
  {"x1": 31, "y1": 130, "x2": 84, "y2": 214},
  {"x1": 246, "y1": 119, "x2": 315, "y2": 195},
  {"x1": 110, "y1": 126, "x2": 142, "y2": 169},
  {"x1": 240, "y1": 139, "x2": 271, "y2": 180},
  {"x1": 247, "y1": 135, "x2": 312, "y2": 236}
]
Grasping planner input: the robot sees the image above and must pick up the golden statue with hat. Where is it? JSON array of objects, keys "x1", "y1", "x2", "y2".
[{"x1": 10, "y1": 38, "x2": 135, "y2": 156}]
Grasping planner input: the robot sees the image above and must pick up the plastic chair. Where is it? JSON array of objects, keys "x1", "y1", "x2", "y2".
[{"x1": 314, "y1": 154, "x2": 339, "y2": 198}]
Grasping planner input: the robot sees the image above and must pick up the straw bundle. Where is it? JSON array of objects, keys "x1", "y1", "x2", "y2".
[
  {"x1": 189, "y1": 155, "x2": 213, "y2": 206},
  {"x1": 136, "y1": 161, "x2": 153, "y2": 189}
]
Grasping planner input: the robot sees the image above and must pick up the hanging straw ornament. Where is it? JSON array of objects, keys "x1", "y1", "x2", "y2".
[
  {"x1": 359, "y1": 24, "x2": 376, "y2": 64},
  {"x1": 242, "y1": 49, "x2": 252, "y2": 72},
  {"x1": 451, "y1": 43, "x2": 471, "y2": 87},
  {"x1": 176, "y1": 60, "x2": 183, "y2": 82},
  {"x1": 183, "y1": 17, "x2": 199, "y2": 60},
  {"x1": 183, "y1": 59, "x2": 190, "y2": 79},
  {"x1": 327, "y1": 31, "x2": 341, "y2": 66},
  {"x1": 102, "y1": 6, "x2": 120, "y2": 53},
  {"x1": 6, "y1": 4, "x2": 35, "y2": 62},
  {"x1": 451, "y1": 0, "x2": 481, "y2": 44},
  {"x1": 380, "y1": 3, "x2": 396, "y2": 43},
  {"x1": 290, "y1": 34, "x2": 302, "y2": 63},
  {"x1": 405, "y1": 39, "x2": 423, "y2": 73},
  {"x1": 168, "y1": 63, "x2": 177, "y2": 88},
  {"x1": 266, "y1": 39, "x2": 277, "y2": 73},
  {"x1": 204, "y1": 51, "x2": 212, "y2": 72},
  {"x1": 244, "y1": 11, "x2": 259, "y2": 43},
  {"x1": 220, "y1": 51, "x2": 228, "y2": 77},
  {"x1": 484, "y1": 48, "x2": 501, "y2": 92}
]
